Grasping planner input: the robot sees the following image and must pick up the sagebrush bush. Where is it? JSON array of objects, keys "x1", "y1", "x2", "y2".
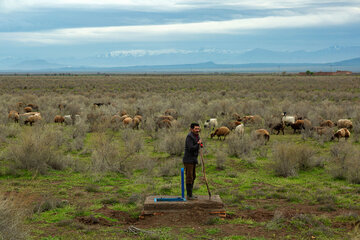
[
  {"x1": 227, "y1": 134, "x2": 254, "y2": 158},
  {"x1": 156, "y1": 130, "x2": 184, "y2": 156},
  {"x1": 122, "y1": 129, "x2": 143, "y2": 154},
  {"x1": 0, "y1": 197, "x2": 28, "y2": 240},
  {"x1": 159, "y1": 158, "x2": 181, "y2": 177},
  {"x1": 215, "y1": 151, "x2": 227, "y2": 170},
  {"x1": 328, "y1": 143, "x2": 360, "y2": 184},
  {"x1": 91, "y1": 133, "x2": 123, "y2": 173},
  {"x1": 5, "y1": 126, "x2": 67, "y2": 175},
  {"x1": 270, "y1": 143, "x2": 317, "y2": 177}
]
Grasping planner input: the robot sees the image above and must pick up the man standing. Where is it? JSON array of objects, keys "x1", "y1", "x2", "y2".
[{"x1": 183, "y1": 123, "x2": 202, "y2": 200}]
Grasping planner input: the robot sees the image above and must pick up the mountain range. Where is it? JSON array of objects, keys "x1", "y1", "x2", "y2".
[{"x1": 1, "y1": 46, "x2": 360, "y2": 73}]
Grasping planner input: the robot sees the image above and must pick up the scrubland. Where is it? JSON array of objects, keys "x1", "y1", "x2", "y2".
[{"x1": 0, "y1": 74, "x2": 360, "y2": 240}]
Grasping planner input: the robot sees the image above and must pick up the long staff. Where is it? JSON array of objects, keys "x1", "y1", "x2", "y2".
[{"x1": 200, "y1": 147, "x2": 211, "y2": 200}]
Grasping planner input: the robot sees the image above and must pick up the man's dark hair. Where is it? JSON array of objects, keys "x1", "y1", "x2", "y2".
[{"x1": 190, "y1": 123, "x2": 200, "y2": 129}]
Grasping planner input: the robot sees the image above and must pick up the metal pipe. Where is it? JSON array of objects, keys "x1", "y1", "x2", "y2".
[{"x1": 181, "y1": 167, "x2": 185, "y2": 199}]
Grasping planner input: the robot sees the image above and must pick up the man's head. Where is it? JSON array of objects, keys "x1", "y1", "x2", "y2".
[{"x1": 190, "y1": 123, "x2": 200, "y2": 135}]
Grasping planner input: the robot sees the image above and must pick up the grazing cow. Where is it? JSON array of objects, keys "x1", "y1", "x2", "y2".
[
  {"x1": 134, "y1": 115, "x2": 142, "y2": 122},
  {"x1": 290, "y1": 120, "x2": 304, "y2": 133},
  {"x1": 156, "y1": 119, "x2": 172, "y2": 130},
  {"x1": 313, "y1": 126, "x2": 334, "y2": 136},
  {"x1": 132, "y1": 116, "x2": 141, "y2": 129},
  {"x1": 254, "y1": 129, "x2": 270, "y2": 143},
  {"x1": 119, "y1": 110, "x2": 127, "y2": 116},
  {"x1": 241, "y1": 115, "x2": 262, "y2": 125},
  {"x1": 269, "y1": 122, "x2": 285, "y2": 135},
  {"x1": 27, "y1": 104, "x2": 39, "y2": 111},
  {"x1": 204, "y1": 118, "x2": 218, "y2": 130},
  {"x1": 93, "y1": 102, "x2": 110, "y2": 108},
  {"x1": 227, "y1": 120, "x2": 242, "y2": 130},
  {"x1": 58, "y1": 104, "x2": 67, "y2": 111},
  {"x1": 210, "y1": 126, "x2": 230, "y2": 140},
  {"x1": 24, "y1": 106, "x2": 33, "y2": 113},
  {"x1": 54, "y1": 115, "x2": 65, "y2": 124},
  {"x1": 23, "y1": 113, "x2": 42, "y2": 126},
  {"x1": 235, "y1": 123, "x2": 245, "y2": 136},
  {"x1": 331, "y1": 128, "x2": 350, "y2": 141},
  {"x1": 290, "y1": 119, "x2": 312, "y2": 134},
  {"x1": 282, "y1": 115, "x2": 296, "y2": 126},
  {"x1": 336, "y1": 119, "x2": 353, "y2": 130},
  {"x1": 157, "y1": 115, "x2": 174, "y2": 122},
  {"x1": 8, "y1": 110, "x2": 19, "y2": 123},
  {"x1": 320, "y1": 120, "x2": 335, "y2": 128},
  {"x1": 111, "y1": 115, "x2": 122, "y2": 124},
  {"x1": 16, "y1": 102, "x2": 25, "y2": 108},
  {"x1": 232, "y1": 113, "x2": 242, "y2": 121},
  {"x1": 164, "y1": 108, "x2": 178, "y2": 119},
  {"x1": 64, "y1": 114, "x2": 81, "y2": 125},
  {"x1": 122, "y1": 117, "x2": 132, "y2": 126},
  {"x1": 119, "y1": 114, "x2": 129, "y2": 122}
]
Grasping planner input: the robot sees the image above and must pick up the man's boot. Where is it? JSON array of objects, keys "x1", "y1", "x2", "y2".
[
  {"x1": 186, "y1": 184, "x2": 194, "y2": 200},
  {"x1": 190, "y1": 184, "x2": 198, "y2": 199}
]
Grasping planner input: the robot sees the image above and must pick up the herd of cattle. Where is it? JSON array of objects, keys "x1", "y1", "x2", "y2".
[
  {"x1": 7, "y1": 103, "x2": 353, "y2": 143},
  {"x1": 204, "y1": 113, "x2": 353, "y2": 143}
]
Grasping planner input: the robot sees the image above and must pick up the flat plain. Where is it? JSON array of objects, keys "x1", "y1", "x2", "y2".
[{"x1": 0, "y1": 74, "x2": 360, "y2": 240}]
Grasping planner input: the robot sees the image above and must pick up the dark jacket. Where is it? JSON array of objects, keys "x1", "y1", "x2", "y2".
[{"x1": 182, "y1": 132, "x2": 200, "y2": 164}]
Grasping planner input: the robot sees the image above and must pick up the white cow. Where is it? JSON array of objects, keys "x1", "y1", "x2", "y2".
[
  {"x1": 281, "y1": 116, "x2": 296, "y2": 126},
  {"x1": 204, "y1": 118, "x2": 218, "y2": 130},
  {"x1": 64, "y1": 114, "x2": 81, "y2": 125},
  {"x1": 235, "y1": 123, "x2": 245, "y2": 136}
]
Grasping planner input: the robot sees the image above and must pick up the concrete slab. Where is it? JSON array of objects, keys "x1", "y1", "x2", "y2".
[{"x1": 142, "y1": 195, "x2": 225, "y2": 216}]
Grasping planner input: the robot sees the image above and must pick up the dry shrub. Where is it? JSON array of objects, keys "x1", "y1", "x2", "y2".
[
  {"x1": 159, "y1": 158, "x2": 182, "y2": 177},
  {"x1": 122, "y1": 129, "x2": 143, "y2": 154},
  {"x1": 328, "y1": 143, "x2": 360, "y2": 184},
  {"x1": 270, "y1": 143, "x2": 317, "y2": 177},
  {"x1": 72, "y1": 121, "x2": 89, "y2": 139},
  {"x1": 5, "y1": 126, "x2": 67, "y2": 175},
  {"x1": 215, "y1": 151, "x2": 227, "y2": 170},
  {"x1": 0, "y1": 124, "x2": 21, "y2": 139},
  {"x1": 0, "y1": 196, "x2": 28, "y2": 240},
  {"x1": 90, "y1": 133, "x2": 124, "y2": 174},
  {"x1": 227, "y1": 134, "x2": 254, "y2": 158},
  {"x1": 156, "y1": 130, "x2": 184, "y2": 156},
  {"x1": 33, "y1": 197, "x2": 68, "y2": 214}
]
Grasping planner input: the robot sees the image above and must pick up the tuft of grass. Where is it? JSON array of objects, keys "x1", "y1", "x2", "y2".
[
  {"x1": 5, "y1": 126, "x2": 68, "y2": 175},
  {"x1": 33, "y1": 197, "x2": 68, "y2": 214},
  {"x1": 328, "y1": 143, "x2": 360, "y2": 184},
  {"x1": 270, "y1": 143, "x2": 317, "y2": 177},
  {"x1": 0, "y1": 196, "x2": 28, "y2": 240}
]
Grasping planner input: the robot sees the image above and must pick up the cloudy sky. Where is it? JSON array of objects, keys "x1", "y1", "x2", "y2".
[{"x1": 0, "y1": 0, "x2": 359, "y2": 62}]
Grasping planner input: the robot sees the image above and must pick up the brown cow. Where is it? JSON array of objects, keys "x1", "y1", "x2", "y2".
[
  {"x1": 24, "y1": 114, "x2": 42, "y2": 126},
  {"x1": 336, "y1": 119, "x2": 353, "y2": 130},
  {"x1": 331, "y1": 128, "x2": 350, "y2": 141},
  {"x1": 210, "y1": 126, "x2": 230, "y2": 140},
  {"x1": 227, "y1": 121, "x2": 242, "y2": 130},
  {"x1": 241, "y1": 115, "x2": 263, "y2": 125},
  {"x1": 132, "y1": 117, "x2": 141, "y2": 129},
  {"x1": 27, "y1": 104, "x2": 39, "y2": 111},
  {"x1": 156, "y1": 119, "x2": 172, "y2": 130},
  {"x1": 111, "y1": 115, "x2": 122, "y2": 124},
  {"x1": 320, "y1": 120, "x2": 335, "y2": 128},
  {"x1": 269, "y1": 122, "x2": 285, "y2": 135},
  {"x1": 164, "y1": 108, "x2": 178, "y2": 119},
  {"x1": 254, "y1": 129, "x2": 270, "y2": 143},
  {"x1": 54, "y1": 115, "x2": 65, "y2": 124},
  {"x1": 8, "y1": 110, "x2": 19, "y2": 123},
  {"x1": 123, "y1": 117, "x2": 132, "y2": 126},
  {"x1": 24, "y1": 106, "x2": 33, "y2": 113}
]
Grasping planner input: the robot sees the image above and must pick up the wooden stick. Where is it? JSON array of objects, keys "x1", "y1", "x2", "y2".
[{"x1": 200, "y1": 147, "x2": 211, "y2": 199}]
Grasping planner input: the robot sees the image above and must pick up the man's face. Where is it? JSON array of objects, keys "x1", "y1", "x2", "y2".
[{"x1": 191, "y1": 126, "x2": 201, "y2": 135}]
